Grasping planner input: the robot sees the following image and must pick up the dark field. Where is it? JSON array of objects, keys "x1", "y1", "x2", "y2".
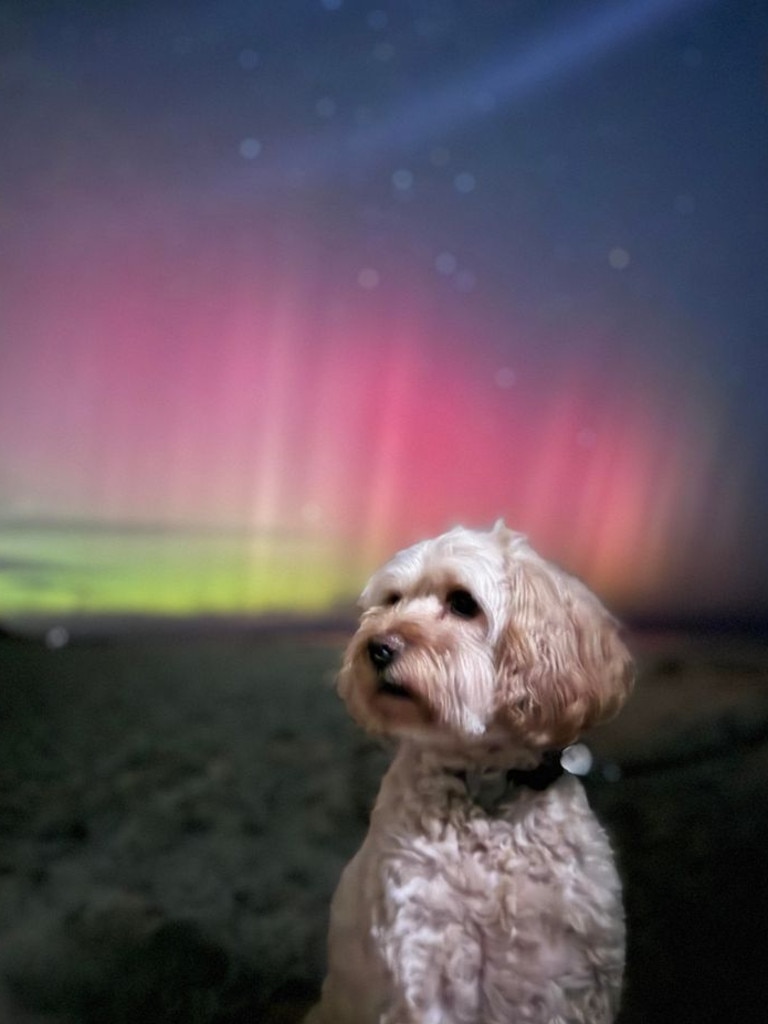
[{"x1": 1, "y1": 627, "x2": 768, "y2": 1023}]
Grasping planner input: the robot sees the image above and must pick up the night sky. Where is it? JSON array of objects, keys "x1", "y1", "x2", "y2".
[{"x1": 1, "y1": 0, "x2": 767, "y2": 619}]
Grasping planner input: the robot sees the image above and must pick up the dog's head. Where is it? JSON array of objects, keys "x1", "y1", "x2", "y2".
[{"x1": 338, "y1": 522, "x2": 634, "y2": 750}]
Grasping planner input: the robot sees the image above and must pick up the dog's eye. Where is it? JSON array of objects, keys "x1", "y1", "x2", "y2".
[
  {"x1": 447, "y1": 589, "x2": 480, "y2": 619},
  {"x1": 383, "y1": 592, "x2": 401, "y2": 606}
]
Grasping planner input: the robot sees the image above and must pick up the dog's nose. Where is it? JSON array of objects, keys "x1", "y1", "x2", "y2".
[{"x1": 367, "y1": 635, "x2": 403, "y2": 668}]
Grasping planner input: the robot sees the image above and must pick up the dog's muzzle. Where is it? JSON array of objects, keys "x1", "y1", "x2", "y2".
[{"x1": 367, "y1": 635, "x2": 412, "y2": 699}]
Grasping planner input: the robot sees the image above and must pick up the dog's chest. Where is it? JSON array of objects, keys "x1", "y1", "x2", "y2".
[
  {"x1": 371, "y1": 786, "x2": 578, "y2": 934},
  {"x1": 327, "y1": 772, "x2": 623, "y2": 1024}
]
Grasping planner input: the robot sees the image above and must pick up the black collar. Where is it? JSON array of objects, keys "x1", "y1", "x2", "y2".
[{"x1": 448, "y1": 750, "x2": 564, "y2": 813}]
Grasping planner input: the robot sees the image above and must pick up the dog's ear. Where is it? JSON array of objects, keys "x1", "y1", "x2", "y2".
[{"x1": 496, "y1": 554, "x2": 634, "y2": 749}]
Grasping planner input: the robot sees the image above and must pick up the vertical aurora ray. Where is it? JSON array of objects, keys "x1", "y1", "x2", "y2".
[
  {"x1": 358, "y1": 327, "x2": 424, "y2": 566},
  {"x1": 248, "y1": 283, "x2": 301, "y2": 534}
]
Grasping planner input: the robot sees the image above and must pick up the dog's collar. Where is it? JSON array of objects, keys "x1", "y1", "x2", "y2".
[{"x1": 447, "y1": 749, "x2": 565, "y2": 814}]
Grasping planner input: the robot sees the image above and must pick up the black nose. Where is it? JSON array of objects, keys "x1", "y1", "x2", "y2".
[{"x1": 368, "y1": 638, "x2": 400, "y2": 668}]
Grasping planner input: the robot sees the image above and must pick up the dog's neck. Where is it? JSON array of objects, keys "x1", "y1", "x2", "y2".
[
  {"x1": 394, "y1": 741, "x2": 565, "y2": 814},
  {"x1": 447, "y1": 753, "x2": 564, "y2": 810},
  {"x1": 400, "y1": 734, "x2": 544, "y2": 773}
]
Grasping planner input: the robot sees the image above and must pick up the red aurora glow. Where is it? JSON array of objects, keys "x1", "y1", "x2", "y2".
[{"x1": 0, "y1": 235, "x2": 744, "y2": 616}]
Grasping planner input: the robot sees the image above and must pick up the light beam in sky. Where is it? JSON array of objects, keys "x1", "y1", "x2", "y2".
[{"x1": 251, "y1": 0, "x2": 721, "y2": 185}]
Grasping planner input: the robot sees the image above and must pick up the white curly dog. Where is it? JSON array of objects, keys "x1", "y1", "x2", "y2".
[{"x1": 307, "y1": 522, "x2": 634, "y2": 1024}]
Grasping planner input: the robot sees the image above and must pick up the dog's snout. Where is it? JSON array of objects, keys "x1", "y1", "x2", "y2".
[{"x1": 367, "y1": 635, "x2": 404, "y2": 668}]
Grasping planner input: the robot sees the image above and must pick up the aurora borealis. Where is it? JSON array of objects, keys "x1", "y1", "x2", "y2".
[{"x1": 1, "y1": 0, "x2": 766, "y2": 619}]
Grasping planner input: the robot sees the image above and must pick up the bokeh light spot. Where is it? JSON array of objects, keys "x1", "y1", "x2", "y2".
[
  {"x1": 494, "y1": 367, "x2": 517, "y2": 388},
  {"x1": 357, "y1": 267, "x2": 380, "y2": 289},
  {"x1": 392, "y1": 168, "x2": 414, "y2": 191},
  {"x1": 45, "y1": 626, "x2": 70, "y2": 650},
  {"x1": 435, "y1": 251, "x2": 458, "y2": 275},
  {"x1": 454, "y1": 171, "x2": 476, "y2": 194},
  {"x1": 239, "y1": 137, "x2": 262, "y2": 159}
]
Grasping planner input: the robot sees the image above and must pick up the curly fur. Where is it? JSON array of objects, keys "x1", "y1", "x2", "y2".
[{"x1": 307, "y1": 522, "x2": 634, "y2": 1024}]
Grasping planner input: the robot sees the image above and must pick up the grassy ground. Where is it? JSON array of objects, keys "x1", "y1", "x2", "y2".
[{"x1": 1, "y1": 628, "x2": 767, "y2": 1023}]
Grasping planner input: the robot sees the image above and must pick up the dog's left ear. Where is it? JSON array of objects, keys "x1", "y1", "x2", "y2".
[{"x1": 496, "y1": 552, "x2": 634, "y2": 749}]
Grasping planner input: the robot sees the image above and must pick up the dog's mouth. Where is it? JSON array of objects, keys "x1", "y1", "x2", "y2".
[
  {"x1": 376, "y1": 677, "x2": 413, "y2": 700},
  {"x1": 365, "y1": 669, "x2": 434, "y2": 730}
]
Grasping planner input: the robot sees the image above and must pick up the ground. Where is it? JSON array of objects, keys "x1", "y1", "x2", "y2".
[{"x1": 1, "y1": 625, "x2": 767, "y2": 1023}]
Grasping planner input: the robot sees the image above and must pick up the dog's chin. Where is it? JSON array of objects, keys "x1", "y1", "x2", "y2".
[
  {"x1": 369, "y1": 673, "x2": 435, "y2": 732},
  {"x1": 339, "y1": 664, "x2": 436, "y2": 736}
]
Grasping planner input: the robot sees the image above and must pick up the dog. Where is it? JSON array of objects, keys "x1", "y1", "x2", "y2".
[{"x1": 307, "y1": 521, "x2": 634, "y2": 1024}]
